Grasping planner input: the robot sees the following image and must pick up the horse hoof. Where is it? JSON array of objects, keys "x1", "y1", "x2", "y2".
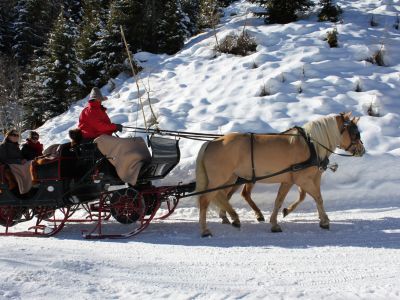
[
  {"x1": 271, "y1": 225, "x2": 282, "y2": 233},
  {"x1": 221, "y1": 218, "x2": 231, "y2": 225},
  {"x1": 201, "y1": 230, "x2": 213, "y2": 238},
  {"x1": 319, "y1": 223, "x2": 330, "y2": 230},
  {"x1": 231, "y1": 220, "x2": 241, "y2": 228},
  {"x1": 282, "y1": 208, "x2": 289, "y2": 218},
  {"x1": 257, "y1": 216, "x2": 265, "y2": 222}
]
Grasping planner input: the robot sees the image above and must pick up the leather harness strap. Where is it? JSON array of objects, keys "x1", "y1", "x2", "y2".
[
  {"x1": 248, "y1": 127, "x2": 329, "y2": 183},
  {"x1": 250, "y1": 133, "x2": 256, "y2": 183}
]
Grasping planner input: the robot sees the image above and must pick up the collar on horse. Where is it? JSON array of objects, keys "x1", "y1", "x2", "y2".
[{"x1": 292, "y1": 126, "x2": 329, "y2": 171}]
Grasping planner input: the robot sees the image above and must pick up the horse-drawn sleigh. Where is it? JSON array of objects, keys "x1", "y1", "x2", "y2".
[
  {"x1": 0, "y1": 135, "x2": 195, "y2": 238},
  {"x1": 0, "y1": 112, "x2": 365, "y2": 239}
]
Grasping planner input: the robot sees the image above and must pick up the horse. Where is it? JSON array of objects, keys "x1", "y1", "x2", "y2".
[{"x1": 195, "y1": 112, "x2": 365, "y2": 237}]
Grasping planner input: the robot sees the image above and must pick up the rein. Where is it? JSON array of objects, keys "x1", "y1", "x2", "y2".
[{"x1": 122, "y1": 125, "x2": 356, "y2": 156}]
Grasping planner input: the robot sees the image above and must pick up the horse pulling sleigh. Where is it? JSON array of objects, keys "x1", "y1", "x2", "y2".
[{"x1": 0, "y1": 112, "x2": 365, "y2": 239}]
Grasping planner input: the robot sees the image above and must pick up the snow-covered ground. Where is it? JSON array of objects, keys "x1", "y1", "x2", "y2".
[{"x1": 2, "y1": 0, "x2": 400, "y2": 299}]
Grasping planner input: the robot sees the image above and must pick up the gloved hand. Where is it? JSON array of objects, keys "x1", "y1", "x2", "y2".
[{"x1": 115, "y1": 124, "x2": 123, "y2": 132}]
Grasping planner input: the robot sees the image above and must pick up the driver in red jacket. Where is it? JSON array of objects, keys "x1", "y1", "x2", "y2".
[{"x1": 78, "y1": 87, "x2": 122, "y2": 141}]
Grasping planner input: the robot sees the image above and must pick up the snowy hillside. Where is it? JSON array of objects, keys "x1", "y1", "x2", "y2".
[{"x1": 2, "y1": 0, "x2": 400, "y2": 299}]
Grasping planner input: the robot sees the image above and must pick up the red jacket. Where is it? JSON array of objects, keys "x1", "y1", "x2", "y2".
[
  {"x1": 78, "y1": 101, "x2": 117, "y2": 139},
  {"x1": 21, "y1": 139, "x2": 43, "y2": 160}
]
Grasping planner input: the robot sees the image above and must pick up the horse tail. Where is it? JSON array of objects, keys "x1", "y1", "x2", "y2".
[{"x1": 195, "y1": 141, "x2": 210, "y2": 194}]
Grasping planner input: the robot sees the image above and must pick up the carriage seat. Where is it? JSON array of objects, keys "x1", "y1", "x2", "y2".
[
  {"x1": 32, "y1": 143, "x2": 78, "y2": 181},
  {"x1": 137, "y1": 136, "x2": 180, "y2": 182}
]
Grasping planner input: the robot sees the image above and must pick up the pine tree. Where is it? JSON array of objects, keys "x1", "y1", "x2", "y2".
[
  {"x1": 100, "y1": 0, "x2": 143, "y2": 77},
  {"x1": 63, "y1": 0, "x2": 83, "y2": 26},
  {"x1": 180, "y1": 0, "x2": 201, "y2": 35},
  {"x1": 40, "y1": 10, "x2": 82, "y2": 120},
  {"x1": 109, "y1": 0, "x2": 146, "y2": 52},
  {"x1": 252, "y1": 0, "x2": 314, "y2": 24},
  {"x1": 76, "y1": 1, "x2": 106, "y2": 93},
  {"x1": 22, "y1": 54, "x2": 51, "y2": 128},
  {"x1": 99, "y1": 2, "x2": 128, "y2": 78},
  {"x1": 318, "y1": 0, "x2": 342, "y2": 22},
  {"x1": 157, "y1": 0, "x2": 186, "y2": 54},
  {"x1": 198, "y1": 0, "x2": 220, "y2": 30},
  {"x1": 12, "y1": 0, "x2": 54, "y2": 67},
  {"x1": 218, "y1": 0, "x2": 235, "y2": 7},
  {"x1": 0, "y1": 54, "x2": 24, "y2": 131},
  {"x1": 0, "y1": 0, "x2": 16, "y2": 55}
]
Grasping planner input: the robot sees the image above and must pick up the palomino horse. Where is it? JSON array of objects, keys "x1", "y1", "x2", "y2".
[{"x1": 196, "y1": 112, "x2": 365, "y2": 237}]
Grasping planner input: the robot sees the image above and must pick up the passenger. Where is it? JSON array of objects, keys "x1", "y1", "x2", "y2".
[
  {"x1": 78, "y1": 87, "x2": 123, "y2": 142},
  {"x1": 21, "y1": 131, "x2": 43, "y2": 160},
  {"x1": 0, "y1": 129, "x2": 26, "y2": 165},
  {"x1": 0, "y1": 129, "x2": 32, "y2": 194}
]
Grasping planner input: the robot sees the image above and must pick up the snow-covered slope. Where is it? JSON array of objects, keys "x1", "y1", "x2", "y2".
[{"x1": 2, "y1": 1, "x2": 400, "y2": 299}]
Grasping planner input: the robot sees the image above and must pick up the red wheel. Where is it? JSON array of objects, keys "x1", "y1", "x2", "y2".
[{"x1": 109, "y1": 188, "x2": 145, "y2": 224}]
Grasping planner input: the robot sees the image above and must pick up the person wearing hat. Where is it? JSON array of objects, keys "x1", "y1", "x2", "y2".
[
  {"x1": 78, "y1": 87, "x2": 123, "y2": 141},
  {"x1": 21, "y1": 131, "x2": 44, "y2": 160},
  {"x1": 0, "y1": 129, "x2": 26, "y2": 165}
]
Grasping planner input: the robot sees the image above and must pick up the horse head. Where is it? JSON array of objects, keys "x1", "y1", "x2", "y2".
[{"x1": 337, "y1": 112, "x2": 365, "y2": 157}]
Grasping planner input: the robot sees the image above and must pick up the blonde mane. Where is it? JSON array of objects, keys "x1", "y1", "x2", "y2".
[{"x1": 302, "y1": 115, "x2": 341, "y2": 159}]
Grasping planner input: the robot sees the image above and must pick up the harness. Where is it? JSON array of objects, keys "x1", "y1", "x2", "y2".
[{"x1": 249, "y1": 127, "x2": 329, "y2": 184}]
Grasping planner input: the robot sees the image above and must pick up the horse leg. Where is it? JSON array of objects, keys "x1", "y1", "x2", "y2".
[
  {"x1": 298, "y1": 175, "x2": 330, "y2": 229},
  {"x1": 241, "y1": 183, "x2": 265, "y2": 222},
  {"x1": 270, "y1": 183, "x2": 293, "y2": 232},
  {"x1": 199, "y1": 193, "x2": 213, "y2": 237},
  {"x1": 282, "y1": 187, "x2": 306, "y2": 217},
  {"x1": 219, "y1": 210, "x2": 231, "y2": 224},
  {"x1": 218, "y1": 182, "x2": 241, "y2": 224},
  {"x1": 213, "y1": 190, "x2": 241, "y2": 228}
]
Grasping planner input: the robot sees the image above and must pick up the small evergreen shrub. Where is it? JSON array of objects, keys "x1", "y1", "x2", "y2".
[
  {"x1": 367, "y1": 103, "x2": 380, "y2": 117},
  {"x1": 297, "y1": 85, "x2": 303, "y2": 93},
  {"x1": 325, "y1": 28, "x2": 338, "y2": 48},
  {"x1": 355, "y1": 81, "x2": 362, "y2": 92},
  {"x1": 259, "y1": 84, "x2": 271, "y2": 96},
  {"x1": 280, "y1": 72, "x2": 286, "y2": 82},
  {"x1": 218, "y1": 0, "x2": 236, "y2": 7},
  {"x1": 373, "y1": 48, "x2": 385, "y2": 66},
  {"x1": 366, "y1": 46, "x2": 385, "y2": 66},
  {"x1": 370, "y1": 15, "x2": 379, "y2": 27},
  {"x1": 394, "y1": 14, "x2": 399, "y2": 30},
  {"x1": 318, "y1": 0, "x2": 342, "y2": 22},
  {"x1": 251, "y1": 0, "x2": 315, "y2": 24},
  {"x1": 217, "y1": 31, "x2": 257, "y2": 56}
]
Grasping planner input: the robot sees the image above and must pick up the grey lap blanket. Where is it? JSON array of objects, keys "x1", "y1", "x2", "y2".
[
  {"x1": 94, "y1": 135, "x2": 151, "y2": 186},
  {"x1": 9, "y1": 162, "x2": 33, "y2": 194}
]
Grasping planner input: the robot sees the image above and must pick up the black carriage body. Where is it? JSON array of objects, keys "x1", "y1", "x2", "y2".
[{"x1": 0, "y1": 136, "x2": 181, "y2": 209}]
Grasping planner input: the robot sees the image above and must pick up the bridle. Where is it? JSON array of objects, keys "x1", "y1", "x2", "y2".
[{"x1": 339, "y1": 113, "x2": 363, "y2": 153}]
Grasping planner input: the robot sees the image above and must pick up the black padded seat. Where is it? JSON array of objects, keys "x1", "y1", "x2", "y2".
[{"x1": 138, "y1": 136, "x2": 180, "y2": 182}]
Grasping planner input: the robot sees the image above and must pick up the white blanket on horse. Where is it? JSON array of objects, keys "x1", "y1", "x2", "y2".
[
  {"x1": 9, "y1": 162, "x2": 33, "y2": 194},
  {"x1": 94, "y1": 135, "x2": 151, "y2": 186}
]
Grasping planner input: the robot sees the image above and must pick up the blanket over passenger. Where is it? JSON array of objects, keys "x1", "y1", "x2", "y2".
[
  {"x1": 9, "y1": 162, "x2": 33, "y2": 194},
  {"x1": 94, "y1": 135, "x2": 151, "y2": 186}
]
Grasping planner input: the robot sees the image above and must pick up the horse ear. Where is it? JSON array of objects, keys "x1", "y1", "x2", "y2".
[
  {"x1": 352, "y1": 116, "x2": 360, "y2": 124},
  {"x1": 345, "y1": 111, "x2": 352, "y2": 118}
]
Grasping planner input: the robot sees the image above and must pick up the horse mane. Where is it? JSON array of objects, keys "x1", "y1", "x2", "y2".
[{"x1": 302, "y1": 115, "x2": 341, "y2": 160}]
